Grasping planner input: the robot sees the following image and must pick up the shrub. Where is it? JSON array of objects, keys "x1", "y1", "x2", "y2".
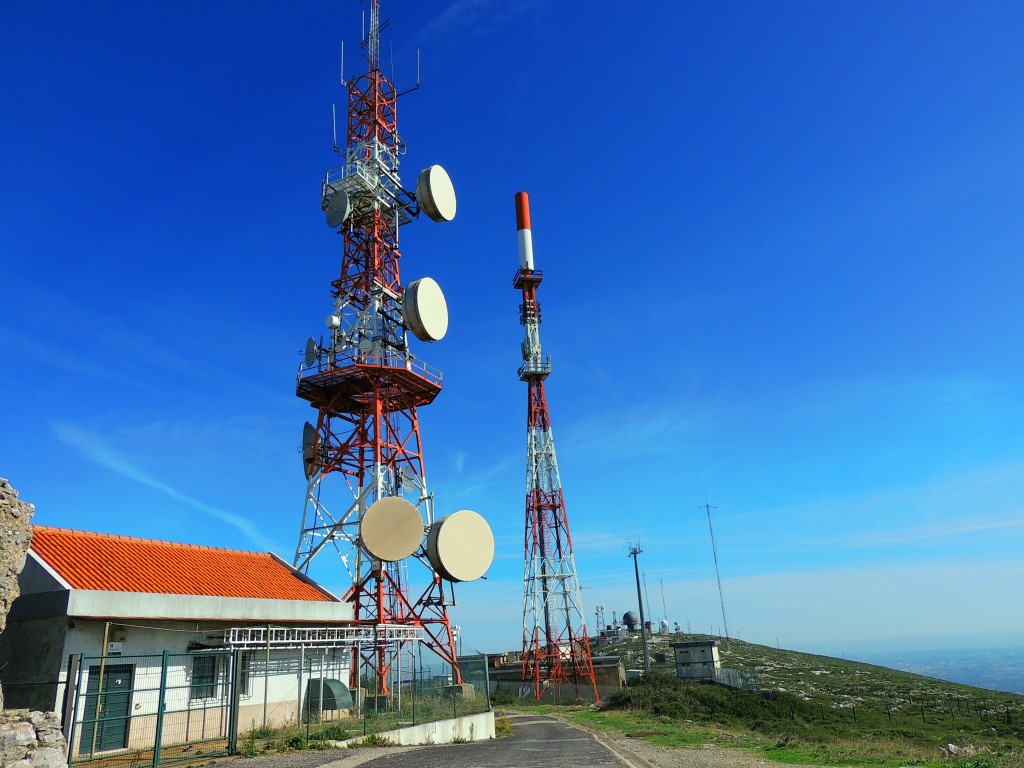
[
  {"x1": 350, "y1": 733, "x2": 394, "y2": 748},
  {"x1": 494, "y1": 717, "x2": 513, "y2": 738},
  {"x1": 490, "y1": 687, "x2": 517, "y2": 706},
  {"x1": 309, "y1": 723, "x2": 350, "y2": 741},
  {"x1": 249, "y1": 725, "x2": 275, "y2": 739}
]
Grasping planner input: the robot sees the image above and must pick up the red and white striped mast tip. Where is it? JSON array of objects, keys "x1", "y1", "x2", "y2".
[{"x1": 515, "y1": 191, "x2": 534, "y2": 271}]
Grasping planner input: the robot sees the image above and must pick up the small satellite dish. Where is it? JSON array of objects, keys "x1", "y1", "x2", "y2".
[
  {"x1": 426, "y1": 509, "x2": 494, "y2": 582},
  {"x1": 325, "y1": 190, "x2": 351, "y2": 229},
  {"x1": 302, "y1": 422, "x2": 317, "y2": 479},
  {"x1": 402, "y1": 277, "x2": 448, "y2": 342},
  {"x1": 325, "y1": 315, "x2": 341, "y2": 329},
  {"x1": 400, "y1": 468, "x2": 418, "y2": 494},
  {"x1": 359, "y1": 496, "x2": 425, "y2": 562},
  {"x1": 415, "y1": 165, "x2": 457, "y2": 223},
  {"x1": 358, "y1": 337, "x2": 373, "y2": 354},
  {"x1": 304, "y1": 337, "x2": 318, "y2": 367}
]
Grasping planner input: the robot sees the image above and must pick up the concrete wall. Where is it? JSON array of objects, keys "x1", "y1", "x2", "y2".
[
  {"x1": 333, "y1": 710, "x2": 495, "y2": 747},
  {"x1": 0, "y1": 614, "x2": 67, "y2": 711}
]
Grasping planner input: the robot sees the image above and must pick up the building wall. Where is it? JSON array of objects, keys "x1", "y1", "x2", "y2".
[
  {"x1": 672, "y1": 642, "x2": 721, "y2": 679},
  {"x1": 0, "y1": 615, "x2": 68, "y2": 710}
]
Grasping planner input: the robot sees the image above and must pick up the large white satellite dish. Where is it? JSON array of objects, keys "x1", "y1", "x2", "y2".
[
  {"x1": 415, "y1": 165, "x2": 457, "y2": 223},
  {"x1": 325, "y1": 190, "x2": 351, "y2": 229},
  {"x1": 304, "y1": 337, "x2": 318, "y2": 367},
  {"x1": 359, "y1": 496, "x2": 425, "y2": 562},
  {"x1": 402, "y1": 277, "x2": 448, "y2": 342},
  {"x1": 426, "y1": 509, "x2": 494, "y2": 582}
]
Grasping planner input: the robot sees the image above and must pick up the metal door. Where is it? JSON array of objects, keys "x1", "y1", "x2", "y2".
[{"x1": 79, "y1": 664, "x2": 134, "y2": 754}]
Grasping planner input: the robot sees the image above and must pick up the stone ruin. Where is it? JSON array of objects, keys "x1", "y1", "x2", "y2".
[{"x1": 0, "y1": 477, "x2": 68, "y2": 768}]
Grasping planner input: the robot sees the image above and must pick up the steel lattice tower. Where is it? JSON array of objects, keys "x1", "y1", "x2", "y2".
[
  {"x1": 293, "y1": 1, "x2": 460, "y2": 694},
  {"x1": 514, "y1": 192, "x2": 599, "y2": 701}
]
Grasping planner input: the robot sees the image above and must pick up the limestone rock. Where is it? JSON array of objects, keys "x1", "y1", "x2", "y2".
[
  {"x1": 0, "y1": 477, "x2": 35, "y2": 637},
  {"x1": 0, "y1": 481, "x2": 64, "y2": 768},
  {"x1": 31, "y1": 746, "x2": 67, "y2": 768}
]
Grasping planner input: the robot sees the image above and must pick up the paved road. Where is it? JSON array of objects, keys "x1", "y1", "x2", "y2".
[{"x1": 336, "y1": 712, "x2": 644, "y2": 768}]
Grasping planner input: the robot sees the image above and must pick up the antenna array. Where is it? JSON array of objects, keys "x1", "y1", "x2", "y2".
[{"x1": 292, "y1": 0, "x2": 491, "y2": 697}]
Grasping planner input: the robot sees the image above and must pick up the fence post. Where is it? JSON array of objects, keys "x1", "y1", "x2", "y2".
[
  {"x1": 228, "y1": 650, "x2": 242, "y2": 754},
  {"x1": 483, "y1": 655, "x2": 491, "y2": 711},
  {"x1": 61, "y1": 654, "x2": 81, "y2": 748},
  {"x1": 64, "y1": 655, "x2": 84, "y2": 766},
  {"x1": 153, "y1": 651, "x2": 169, "y2": 766}
]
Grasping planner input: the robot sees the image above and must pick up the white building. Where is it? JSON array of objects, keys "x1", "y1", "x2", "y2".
[{"x1": 0, "y1": 526, "x2": 361, "y2": 755}]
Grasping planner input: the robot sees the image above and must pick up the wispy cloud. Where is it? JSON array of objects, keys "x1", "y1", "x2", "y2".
[
  {"x1": 435, "y1": 450, "x2": 520, "y2": 502},
  {"x1": 52, "y1": 422, "x2": 276, "y2": 551},
  {"x1": 414, "y1": 0, "x2": 542, "y2": 48}
]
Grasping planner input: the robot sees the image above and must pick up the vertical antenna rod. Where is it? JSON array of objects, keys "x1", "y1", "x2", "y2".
[{"x1": 702, "y1": 502, "x2": 731, "y2": 646}]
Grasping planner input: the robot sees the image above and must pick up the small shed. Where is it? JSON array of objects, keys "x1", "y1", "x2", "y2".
[{"x1": 670, "y1": 639, "x2": 721, "y2": 680}]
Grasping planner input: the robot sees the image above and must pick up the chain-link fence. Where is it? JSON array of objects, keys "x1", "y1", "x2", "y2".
[
  {"x1": 57, "y1": 649, "x2": 492, "y2": 767},
  {"x1": 66, "y1": 650, "x2": 239, "y2": 768}
]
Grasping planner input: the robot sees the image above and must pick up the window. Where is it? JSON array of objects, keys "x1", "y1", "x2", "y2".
[
  {"x1": 190, "y1": 655, "x2": 219, "y2": 699},
  {"x1": 239, "y1": 653, "x2": 251, "y2": 696}
]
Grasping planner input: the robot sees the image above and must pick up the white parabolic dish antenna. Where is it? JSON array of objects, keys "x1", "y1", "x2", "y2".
[
  {"x1": 360, "y1": 496, "x2": 425, "y2": 562},
  {"x1": 426, "y1": 509, "x2": 494, "y2": 583},
  {"x1": 415, "y1": 165, "x2": 457, "y2": 223},
  {"x1": 325, "y1": 190, "x2": 351, "y2": 229},
  {"x1": 402, "y1": 277, "x2": 448, "y2": 342}
]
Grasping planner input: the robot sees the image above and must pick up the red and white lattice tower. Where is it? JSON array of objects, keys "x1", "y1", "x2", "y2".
[
  {"x1": 514, "y1": 192, "x2": 599, "y2": 701},
  {"x1": 293, "y1": 1, "x2": 463, "y2": 694}
]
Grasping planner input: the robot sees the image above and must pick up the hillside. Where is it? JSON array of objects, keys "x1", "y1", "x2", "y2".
[
  {"x1": 601, "y1": 632, "x2": 1024, "y2": 708},
  {"x1": 587, "y1": 633, "x2": 1024, "y2": 765}
]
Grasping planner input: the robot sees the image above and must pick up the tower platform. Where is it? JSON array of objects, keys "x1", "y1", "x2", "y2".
[{"x1": 296, "y1": 357, "x2": 442, "y2": 415}]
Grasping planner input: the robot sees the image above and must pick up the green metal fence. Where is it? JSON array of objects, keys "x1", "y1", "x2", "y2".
[
  {"x1": 62, "y1": 650, "x2": 493, "y2": 767},
  {"x1": 66, "y1": 650, "x2": 239, "y2": 768}
]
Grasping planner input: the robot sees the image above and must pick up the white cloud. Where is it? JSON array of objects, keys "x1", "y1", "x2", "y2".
[{"x1": 52, "y1": 421, "x2": 277, "y2": 552}]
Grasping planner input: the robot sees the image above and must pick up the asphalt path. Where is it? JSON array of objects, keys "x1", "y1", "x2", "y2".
[{"x1": 344, "y1": 712, "x2": 645, "y2": 768}]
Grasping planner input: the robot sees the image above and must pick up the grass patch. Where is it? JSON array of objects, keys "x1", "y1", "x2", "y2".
[
  {"x1": 349, "y1": 733, "x2": 394, "y2": 748},
  {"x1": 494, "y1": 717, "x2": 513, "y2": 737}
]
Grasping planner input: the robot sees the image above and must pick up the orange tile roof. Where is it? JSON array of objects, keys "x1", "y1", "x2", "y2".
[{"x1": 30, "y1": 526, "x2": 333, "y2": 602}]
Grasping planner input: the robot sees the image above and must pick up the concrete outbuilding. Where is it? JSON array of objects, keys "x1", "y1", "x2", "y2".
[{"x1": 670, "y1": 639, "x2": 721, "y2": 680}]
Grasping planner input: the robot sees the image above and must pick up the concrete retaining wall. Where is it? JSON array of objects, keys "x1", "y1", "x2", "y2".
[{"x1": 333, "y1": 710, "x2": 495, "y2": 747}]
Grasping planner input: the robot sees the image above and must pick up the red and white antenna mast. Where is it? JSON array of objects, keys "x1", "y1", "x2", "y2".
[
  {"x1": 514, "y1": 192, "x2": 599, "y2": 701},
  {"x1": 293, "y1": 0, "x2": 491, "y2": 697}
]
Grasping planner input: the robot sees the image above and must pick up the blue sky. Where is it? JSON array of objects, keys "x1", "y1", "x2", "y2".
[{"x1": 3, "y1": 1, "x2": 1024, "y2": 657}]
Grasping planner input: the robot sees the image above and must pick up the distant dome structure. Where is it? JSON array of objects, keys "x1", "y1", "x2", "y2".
[
  {"x1": 622, "y1": 611, "x2": 639, "y2": 630},
  {"x1": 660, "y1": 619, "x2": 670, "y2": 633}
]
